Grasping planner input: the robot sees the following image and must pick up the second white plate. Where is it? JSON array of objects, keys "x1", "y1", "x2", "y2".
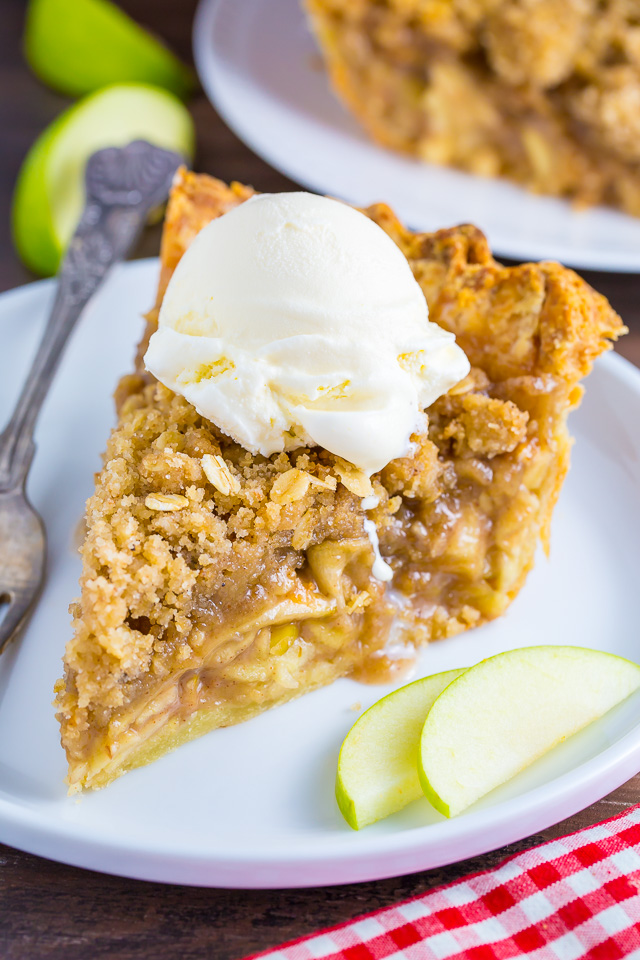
[{"x1": 193, "y1": 0, "x2": 640, "y2": 272}]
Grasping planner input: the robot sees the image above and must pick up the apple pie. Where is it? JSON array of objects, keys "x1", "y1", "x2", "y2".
[
  {"x1": 55, "y1": 169, "x2": 624, "y2": 791},
  {"x1": 305, "y1": 0, "x2": 640, "y2": 216}
]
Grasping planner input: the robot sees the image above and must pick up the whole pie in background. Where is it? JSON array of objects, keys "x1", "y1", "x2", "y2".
[
  {"x1": 305, "y1": 0, "x2": 640, "y2": 217},
  {"x1": 54, "y1": 169, "x2": 624, "y2": 792}
]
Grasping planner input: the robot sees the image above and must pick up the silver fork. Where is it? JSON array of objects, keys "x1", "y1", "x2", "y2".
[{"x1": 0, "y1": 140, "x2": 182, "y2": 655}]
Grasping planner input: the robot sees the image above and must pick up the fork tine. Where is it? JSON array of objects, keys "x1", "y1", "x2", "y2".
[{"x1": 0, "y1": 591, "x2": 39, "y2": 656}]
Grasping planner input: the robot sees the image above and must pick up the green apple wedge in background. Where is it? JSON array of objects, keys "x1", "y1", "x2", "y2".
[
  {"x1": 12, "y1": 84, "x2": 195, "y2": 276},
  {"x1": 24, "y1": 0, "x2": 195, "y2": 99},
  {"x1": 336, "y1": 668, "x2": 466, "y2": 829},
  {"x1": 419, "y1": 646, "x2": 640, "y2": 818}
]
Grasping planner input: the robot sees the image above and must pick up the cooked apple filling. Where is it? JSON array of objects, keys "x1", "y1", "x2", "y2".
[{"x1": 55, "y1": 171, "x2": 624, "y2": 791}]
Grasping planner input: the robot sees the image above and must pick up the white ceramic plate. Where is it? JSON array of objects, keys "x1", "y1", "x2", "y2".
[
  {"x1": 192, "y1": 0, "x2": 640, "y2": 273},
  {"x1": 0, "y1": 262, "x2": 639, "y2": 888}
]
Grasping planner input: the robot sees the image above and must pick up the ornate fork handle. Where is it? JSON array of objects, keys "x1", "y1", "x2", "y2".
[{"x1": 0, "y1": 141, "x2": 182, "y2": 493}]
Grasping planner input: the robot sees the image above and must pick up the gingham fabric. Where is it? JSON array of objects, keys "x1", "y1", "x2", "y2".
[{"x1": 244, "y1": 805, "x2": 640, "y2": 960}]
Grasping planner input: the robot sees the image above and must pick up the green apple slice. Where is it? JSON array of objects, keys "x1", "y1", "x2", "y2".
[
  {"x1": 24, "y1": 0, "x2": 195, "y2": 99},
  {"x1": 12, "y1": 83, "x2": 194, "y2": 276},
  {"x1": 419, "y1": 646, "x2": 640, "y2": 818},
  {"x1": 336, "y1": 668, "x2": 466, "y2": 829}
]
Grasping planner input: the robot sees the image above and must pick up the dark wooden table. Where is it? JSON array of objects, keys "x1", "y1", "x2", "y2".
[{"x1": 1, "y1": 2, "x2": 639, "y2": 958}]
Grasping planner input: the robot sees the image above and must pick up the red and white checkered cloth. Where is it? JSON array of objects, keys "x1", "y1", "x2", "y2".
[{"x1": 245, "y1": 804, "x2": 640, "y2": 960}]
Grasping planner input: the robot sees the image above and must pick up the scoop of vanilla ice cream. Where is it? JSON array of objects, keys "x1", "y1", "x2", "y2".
[{"x1": 144, "y1": 192, "x2": 469, "y2": 474}]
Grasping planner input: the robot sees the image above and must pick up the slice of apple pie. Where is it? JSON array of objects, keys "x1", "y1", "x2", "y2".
[{"x1": 55, "y1": 169, "x2": 624, "y2": 791}]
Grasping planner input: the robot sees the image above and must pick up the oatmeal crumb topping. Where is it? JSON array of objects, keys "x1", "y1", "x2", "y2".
[
  {"x1": 333, "y1": 460, "x2": 375, "y2": 497},
  {"x1": 145, "y1": 493, "x2": 190, "y2": 511},
  {"x1": 270, "y1": 468, "x2": 313, "y2": 504},
  {"x1": 201, "y1": 453, "x2": 241, "y2": 496}
]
